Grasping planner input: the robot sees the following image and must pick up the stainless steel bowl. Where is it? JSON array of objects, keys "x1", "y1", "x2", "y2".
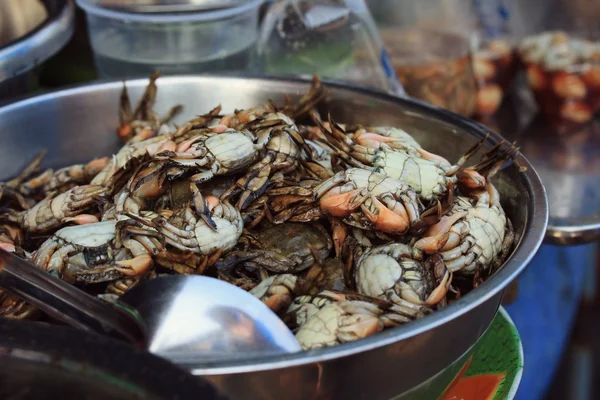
[
  {"x1": 0, "y1": 0, "x2": 75, "y2": 103},
  {"x1": 0, "y1": 76, "x2": 548, "y2": 400}
]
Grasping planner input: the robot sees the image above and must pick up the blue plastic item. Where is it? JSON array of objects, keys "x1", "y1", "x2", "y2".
[{"x1": 505, "y1": 242, "x2": 595, "y2": 400}]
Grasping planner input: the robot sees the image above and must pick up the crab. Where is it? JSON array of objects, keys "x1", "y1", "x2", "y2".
[
  {"x1": 267, "y1": 168, "x2": 440, "y2": 237},
  {"x1": 312, "y1": 113, "x2": 488, "y2": 201},
  {"x1": 0, "y1": 184, "x2": 109, "y2": 234},
  {"x1": 415, "y1": 142, "x2": 518, "y2": 279},
  {"x1": 220, "y1": 222, "x2": 332, "y2": 274},
  {"x1": 136, "y1": 182, "x2": 245, "y2": 274},
  {"x1": 117, "y1": 71, "x2": 183, "y2": 142},
  {"x1": 414, "y1": 184, "x2": 514, "y2": 279},
  {"x1": 355, "y1": 243, "x2": 450, "y2": 317},
  {"x1": 30, "y1": 219, "x2": 161, "y2": 284},
  {"x1": 284, "y1": 289, "x2": 417, "y2": 334},
  {"x1": 18, "y1": 157, "x2": 110, "y2": 197},
  {"x1": 146, "y1": 78, "x2": 325, "y2": 211},
  {"x1": 249, "y1": 274, "x2": 299, "y2": 314}
]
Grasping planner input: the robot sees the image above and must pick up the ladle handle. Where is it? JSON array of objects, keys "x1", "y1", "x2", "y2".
[{"x1": 0, "y1": 250, "x2": 147, "y2": 348}]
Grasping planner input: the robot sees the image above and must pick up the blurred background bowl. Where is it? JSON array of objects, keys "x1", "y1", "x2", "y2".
[{"x1": 0, "y1": 0, "x2": 74, "y2": 104}]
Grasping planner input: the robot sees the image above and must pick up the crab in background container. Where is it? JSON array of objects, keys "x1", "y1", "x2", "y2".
[
  {"x1": 253, "y1": 0, "x2": 406, "y2": 96},
  {"x1": 518, "y1": 31, "x2": 600, "y2": 131},
  {"x1": 471, "y1": 38, "x2": 519, "y2": 119},
  {"x1": 370, "y1": 0, "x2": 479, "y2": 117}
]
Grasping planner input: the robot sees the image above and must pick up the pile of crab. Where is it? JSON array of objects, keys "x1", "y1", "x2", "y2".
[{"x1": 0, "y1": 73, "x2": 517, "y2": 350}]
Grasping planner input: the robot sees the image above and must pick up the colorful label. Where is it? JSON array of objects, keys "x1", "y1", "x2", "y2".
[{"x1": 391, "y1": 308, "x2": 523, "y2": 400}]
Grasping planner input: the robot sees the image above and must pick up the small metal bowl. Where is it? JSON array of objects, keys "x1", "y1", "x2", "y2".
[{"x1": 0, "y1": 0, "x2": 75, "y2": 104}]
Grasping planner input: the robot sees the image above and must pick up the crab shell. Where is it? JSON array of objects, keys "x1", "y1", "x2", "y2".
[
  {"x1": 55, "y1": 220, "x2": 117, "y2": 246},
  {"x1": 356, "y1": 244, "x2": 433, "y2": 306},
  {"x1": 294, "y1": 301, "x2": 384, "y2": 350},
  {"x1": 451, "y1": 198, "x2": 507, "y2": 274},
  {"x1": 194, "y1": 207, "x2": 244, "y2": 255},
  {"x1": 365, "y1": 126, "x2": 422, "y2": 149},
  {"x1": 367, "y1": 149, "x2": 456, "y2": 201}
]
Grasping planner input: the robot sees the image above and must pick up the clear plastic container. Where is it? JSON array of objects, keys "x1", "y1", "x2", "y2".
[
  {"x1": 369, "y1": 0, "x2": 479, "y2": 117},
  {"x1": 518, "y1": 31, "x2": 600, "y2": 130},
  {"x1": 515, "y1": 0, "x2": 600, "y2": 132},
  {"x1": 468, "y1": 1, "x2": 519, "y2": 119},
  {"x1": 252, "y1": 0, "x2": 405, "y2": 95},
  {"x1": 76, "y1": 0, "x2": 263, "y2": 78}
]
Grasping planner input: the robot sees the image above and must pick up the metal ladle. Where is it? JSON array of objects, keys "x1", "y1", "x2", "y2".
[{"x1": 0, "y1": 250, "x2": 302, "y2": 362}]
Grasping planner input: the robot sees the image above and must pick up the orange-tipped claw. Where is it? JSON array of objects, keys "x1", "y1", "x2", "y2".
[
  {"x1": 414, "y1": 233, "x2": 450, "y2": 254},
  {"x1": 337, "y1": 314, "x2": 383, "y2": 340},
  {"x1": 425, "y1": 270, "x2": 452, "y2": 306},
  {"x1": 423, "y1": 211, "x2": 468, "y2": 237},
  {"x1": 175, "y1": 135, "x2": 200, "y2": 153},
  {"x1": 85, "y1": 157, "x2": 110, "y2": 175},
  {"x1": 210, "y1": 124, "x2": 228, "y2": 133},
  {"x1": 136, "y1": 128, "x2": 154, "y2": 141},
  {"x1": 307, "y1": 126, "x2": 326, "y2": 141},
  {"x1": 204, "y1": 195, "x2": 220, "y2": 211},
  {"x1": 158, "y1": 140, "x2": 177, "y2": 153},
  {"x1": 116, "y1": 254, "x2": 153, "y2": 276},
  {"x1": 331, "y1": 218, "x2": 347, "y2": 257},
  {"x1": 415, "y1": 148, "x2": 452, "y2": 168},
  {"x1": 354, "y1": 132, "x2": 402, "y2": 148},
  {"x1": 319, "y1": 188, "x2": 363, "y2": 217},
  {"x1": 361, "y1": 197, "x2": 409, "y2": 235},
  {"x1": 218, "y1": 115, "x2": 234, "y2": 127},
  {"x1": 0, "y1": 243, "x2": 16, "y2": 253},
  {"x1": 117, "y1": 124, "x2": 133, "y2": 140},
  {"x1": 131, "y1": 165, "x2": 167, "y2": 199},
  {"x1": 458, "y1": 169, "x2": 486, "y2": 192},
  {"x1": 263, "y1": 294, "x2": 291, "y2": 314},
  {"x1": 63, "y1": 214, "x2": 100, "y2": 225}
]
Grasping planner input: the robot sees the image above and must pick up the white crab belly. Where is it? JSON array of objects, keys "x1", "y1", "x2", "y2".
[
  {"x1": 295, "y1": 303, "x2": 344, "y2": 349},
  {"x1": 356, "y1": 253, "x2": 401, "y2": 298},
  {"x1": 206, "y1": 132, "x2": 256, "y2": 171},
  {"x1": 468, "y1": 208, "x2": 506, "y2": 264},
  {"x1": 381, "y1": 155, "x2": 445, "y2": 199},
  {"x1": 194, "y1": 216, "x2": 242, "y2": 255},
  {"x1": 55, "y1": 221, "x2": 117, "y2": 247}
]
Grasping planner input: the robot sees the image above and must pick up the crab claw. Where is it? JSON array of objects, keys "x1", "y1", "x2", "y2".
[
  {"x1": 414, "y1": 148, "x2": 453, "y2": 168},
  {"x1": 131, "y1": 164, "x2": 167, "y2": 199},
  {"x1": 361, "y1": 196, "x2": 409, "y2": 235},
  {"x1": 336, "y1": 313, "x2": 383, "y2": 342},
  {"x1": 458, "y1": 168, "x2": 486, "y2": 192},
  {"x1": 117, "y1": 124, "x2": 133, "y2": 141},
  {"x1": 84, "y1": 157, "x2": 111, "y2": 177},
  {"x1": 210, "y1": 124, "x2": 228, "y2": 133},
  {"x1": 331, "y1": 218, "x2": 347, "y2": 257},
  {"x1": 62, "y1": 214, "x2": 100, "y2": 225},
  {"x1": 0, "y1": 243, "x2": 16, "y2": 253},
  {"x1": 190, "y1": 183, "x2": 218, "y2": 231},
  {"x1": 425, "y1": 270, "x2": 452, "y2": 306},
  {"x1": 263, "y1": 293, "x2": 293, "y2": 314},
  {"x1": 319, "y1": 188, "x2": 364, "y2": 217},
  {"x1": 353, "y1": 131, "x2": 405, "y2": 149},
  {"x1": 116, "y1": 254, "x2": 153, "y2": 276},
  {"x1": 423, "y1": 211, "x2": 468, "y2": 237},
  {"x1": 414, "y1": 233, "x2": 450, "y2": 254}
]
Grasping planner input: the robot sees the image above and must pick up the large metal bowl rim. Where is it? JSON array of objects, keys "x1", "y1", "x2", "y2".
[{"x1": 0, "y1": 75, "x2": 548, "y2": 375}]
